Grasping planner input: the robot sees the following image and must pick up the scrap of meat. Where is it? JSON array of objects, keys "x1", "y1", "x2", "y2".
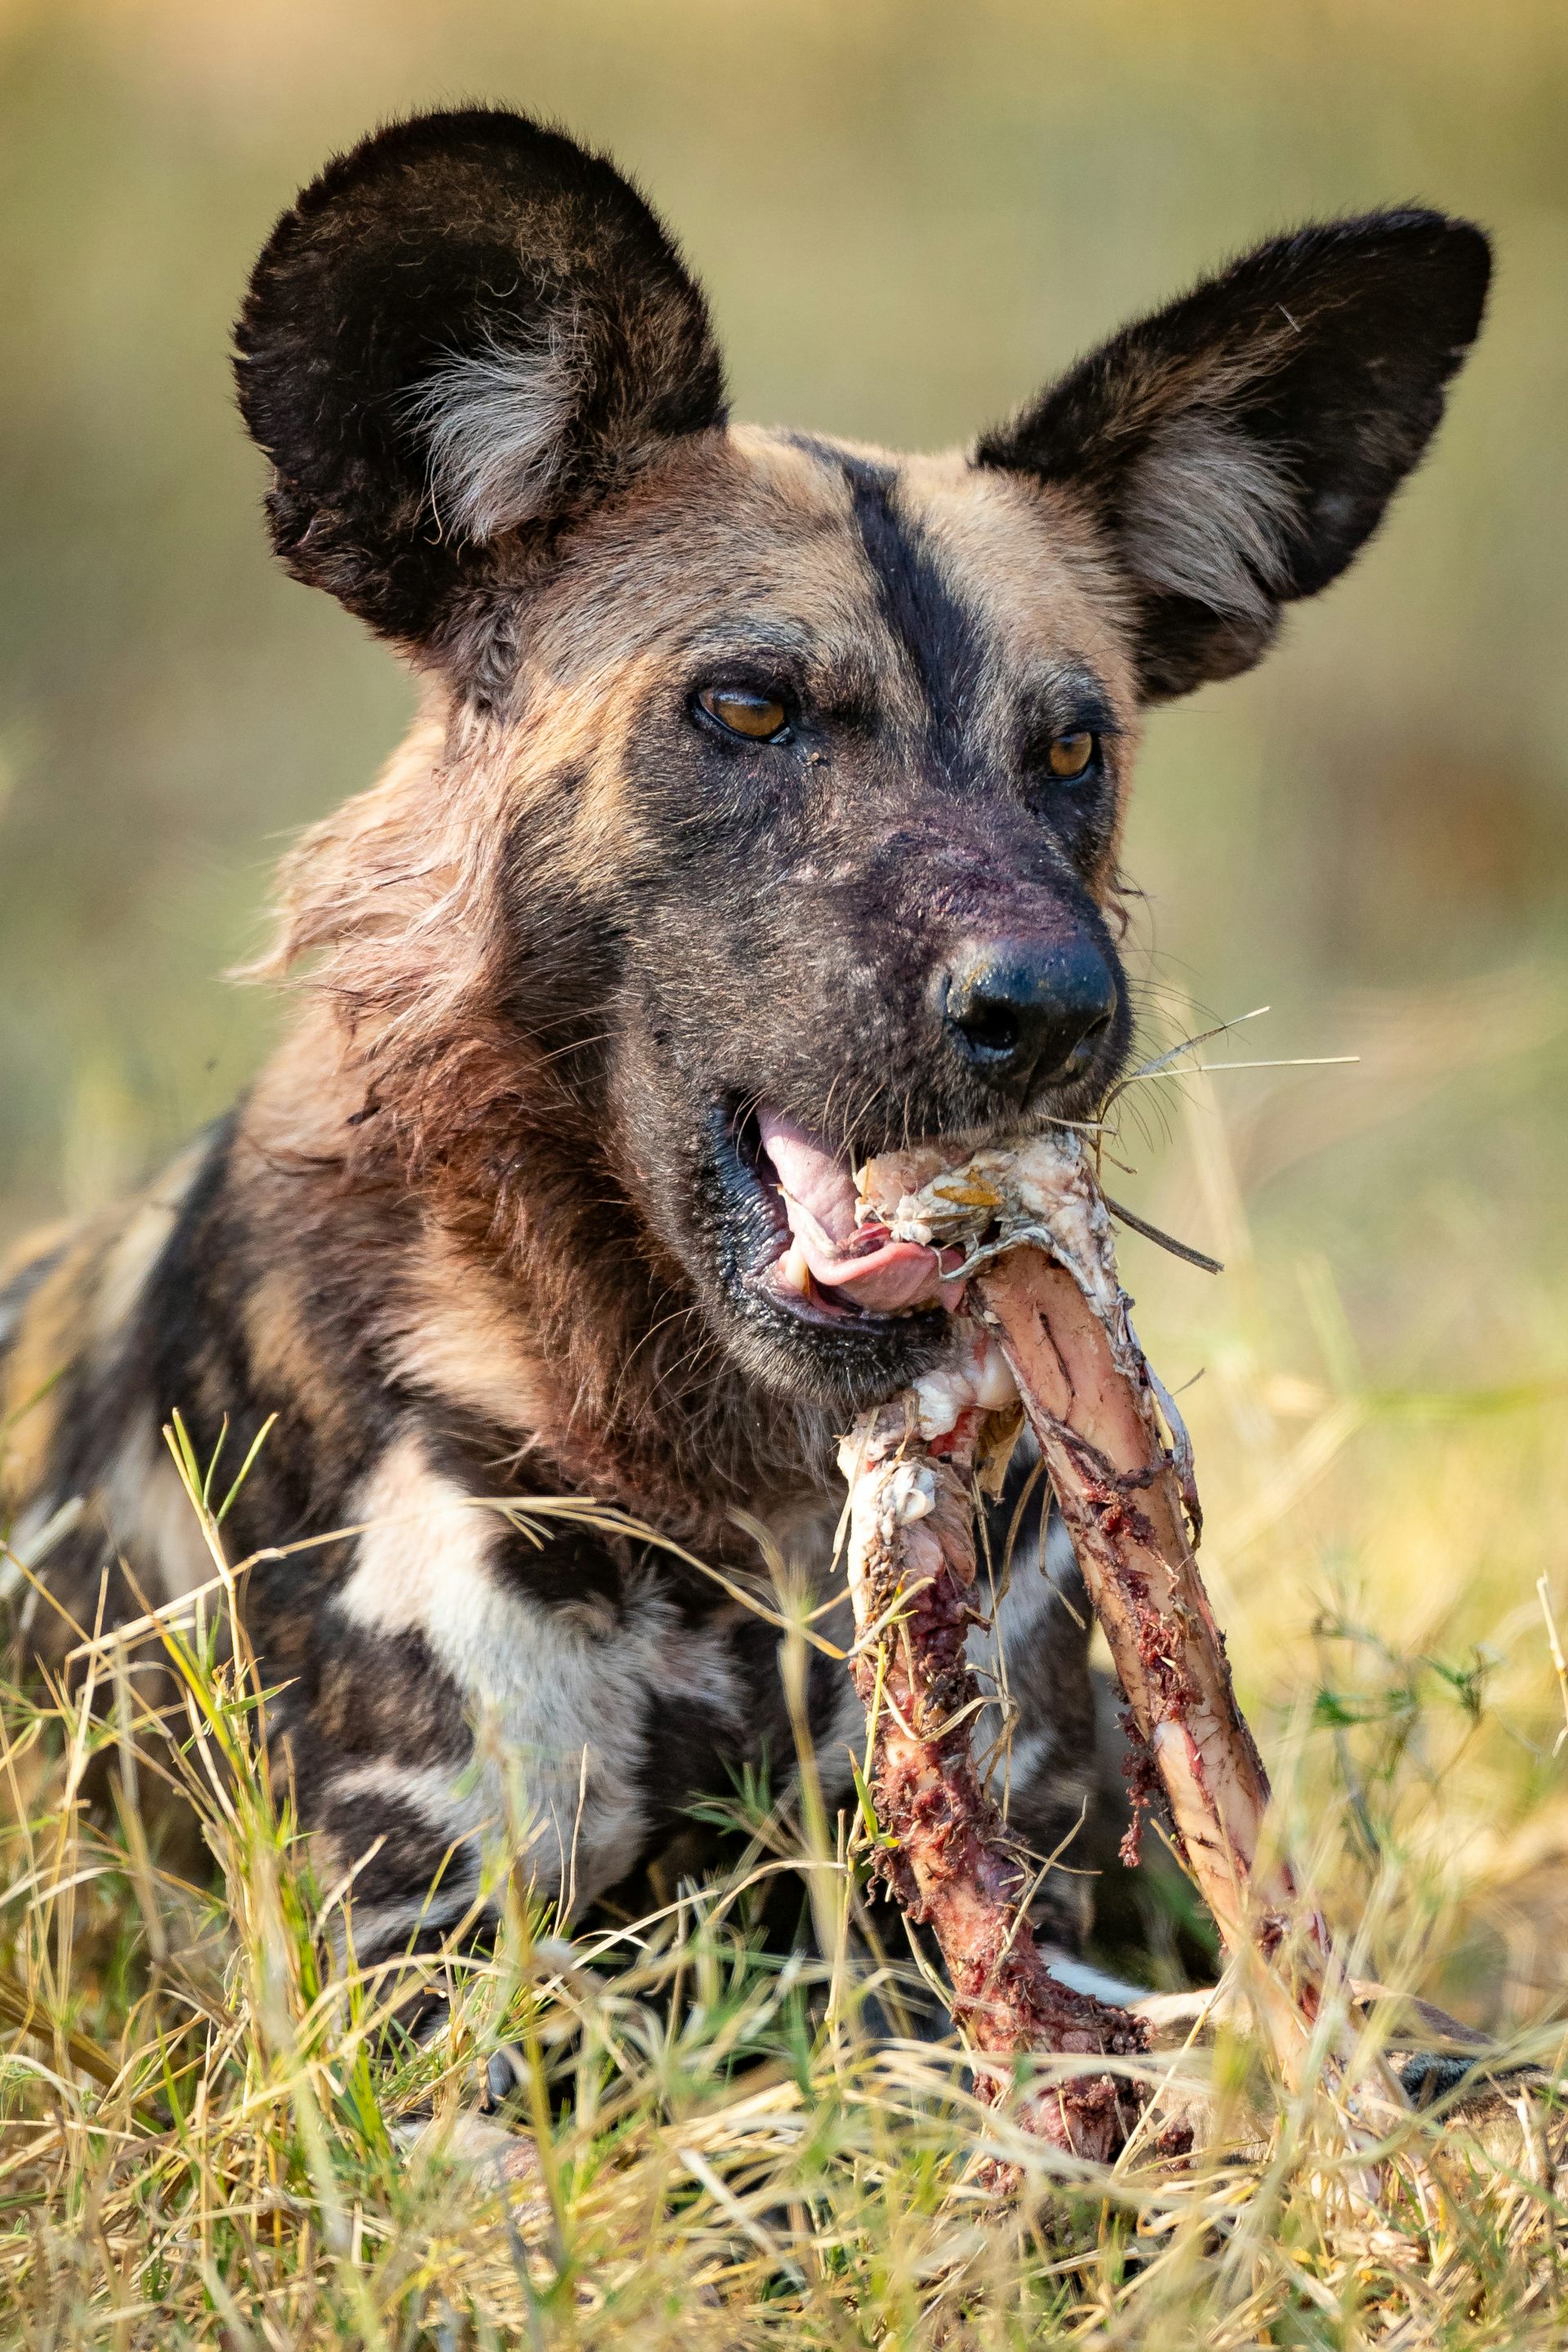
[
  {"x1": 842, "y1": 1131, "x2": 1398, "y2": 2148},
  {"x1": 838, "y1": 1373, "x2": 1147, "y2": 2164}
]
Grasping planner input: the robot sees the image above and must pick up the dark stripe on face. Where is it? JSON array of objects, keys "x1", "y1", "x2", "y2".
[{"x1": 835, "y1": 453, "x2": 990, "y2": 775}]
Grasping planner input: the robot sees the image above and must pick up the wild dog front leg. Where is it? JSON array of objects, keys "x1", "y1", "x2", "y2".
[
  {"x1": 840, "y1": 1396, "x2": 1145, "y2": 2164},
  {"x1": 271, "y1": 1430, "x2": 751, "y2": 1990}
]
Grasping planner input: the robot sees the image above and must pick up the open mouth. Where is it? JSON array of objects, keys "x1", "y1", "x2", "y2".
[{"x1": 731, "y1": 1107, "x2": 967, "y2": 1328}]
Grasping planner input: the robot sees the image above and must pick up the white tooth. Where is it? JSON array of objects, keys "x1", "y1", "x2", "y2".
[
  {"x1": 777, "y1": 1240, "x2": 813, "y2": 1296},
  {"x1": 777, "y1": 1187, "x2": 838, "y2": 1257}
]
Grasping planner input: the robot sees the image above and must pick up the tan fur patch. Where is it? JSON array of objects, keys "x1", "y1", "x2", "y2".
[
  {"x1": 0, "y1": 1232, "x2": 98, "y2": 1503},
  {"x1": 3, "y1": 1138, "x2": 213, "y2": 1512},
  {"x1": 242, "y1": 1260, "x2": 353, "y2": 1454},
  {"x1": 91, "y1": 1134, "x2": 211, "y2": 1347},
  {"x1": 385, "y1": 1223, "x2": 556, "y2": 1444}
]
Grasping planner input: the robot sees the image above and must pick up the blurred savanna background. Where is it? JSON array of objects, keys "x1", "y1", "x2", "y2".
[{"x1": 3, "y1": 0, "x2": 1568, "y2": 2233}]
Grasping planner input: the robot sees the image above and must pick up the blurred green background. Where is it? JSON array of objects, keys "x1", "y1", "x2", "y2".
[{"x1": 2, "y1": 0, "x2": 1567, "y2": 2017}]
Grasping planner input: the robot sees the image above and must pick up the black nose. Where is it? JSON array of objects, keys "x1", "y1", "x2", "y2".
[{"x1": 939, "y1": 937, "x2": 1117, "y2": 1095}]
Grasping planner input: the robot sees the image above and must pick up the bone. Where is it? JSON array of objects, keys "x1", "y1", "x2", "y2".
[
  {"x1": 844, "y1": 1130, "x2": 1405, "y2": 2156},
  {"x1": 837, "y1": 1385, "x2": 1147, "y2": 2164}
]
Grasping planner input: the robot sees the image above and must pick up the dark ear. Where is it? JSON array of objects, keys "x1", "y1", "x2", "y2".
[
  {"x1": 977, "y1": 211, "x2": 1490, "y2": 701},
  {"x1": 234, "y1": 108, "x2": 726, "y2": 645}
]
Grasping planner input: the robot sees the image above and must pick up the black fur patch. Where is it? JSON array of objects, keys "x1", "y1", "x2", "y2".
[{"x1": 840, "y1": 455, "x2": 988, "y2": 776}]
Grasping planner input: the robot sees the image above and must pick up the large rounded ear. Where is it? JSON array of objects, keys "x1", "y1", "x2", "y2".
[
  {"x1": 977, "y1": 211, "x2": 1490, "y2": 702},
  {"x1": 234, "y1": 108, "x2": 726, "y2": 648}
]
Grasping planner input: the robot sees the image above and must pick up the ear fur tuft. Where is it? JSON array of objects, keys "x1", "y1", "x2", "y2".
[{"x1": 406, "y1": 318, "x2": 585, "y2": 544}]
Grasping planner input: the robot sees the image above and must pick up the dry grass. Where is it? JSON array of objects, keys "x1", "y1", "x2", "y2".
[
  {"x1": 2, "y1": 1546, "x2": 1566, "y2": 2349},
  {"x1": 6, "y1": 1034, "x2": 1568, "y2": 2345}
]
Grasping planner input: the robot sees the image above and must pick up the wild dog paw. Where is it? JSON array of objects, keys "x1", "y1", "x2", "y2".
[{"x1": 392, "y1": 2100, "x2": 546, "y2": 2195}]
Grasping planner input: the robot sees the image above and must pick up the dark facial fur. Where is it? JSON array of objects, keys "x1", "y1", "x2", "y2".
[
  {"x1": 1, "y1": 109, "x2": 1489, "y2": 1981},
  {"x1": 594, "y1": 442, "x2": 1137, "y2": 1410}
]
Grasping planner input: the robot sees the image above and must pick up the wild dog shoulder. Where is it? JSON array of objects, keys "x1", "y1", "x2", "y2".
[{"x1": 0, "y1": 1131, "x2": 228, "y2": 1653}]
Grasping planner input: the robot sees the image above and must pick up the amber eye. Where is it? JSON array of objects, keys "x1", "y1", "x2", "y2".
[
  {"x1": 697, "y1": 686, "x2": 789, "y2": 742},
  {"x1": 1045, "y1": 731, "x2": 1097, "y2": 781}
]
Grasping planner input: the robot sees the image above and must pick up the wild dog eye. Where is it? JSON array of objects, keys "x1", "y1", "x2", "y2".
[
  {"x1": 1045, "y1": 732, "x2": 1098, "y2": 781},
  {"x1": 696, "y1": 686, "x2": 790, "y2": 742}
]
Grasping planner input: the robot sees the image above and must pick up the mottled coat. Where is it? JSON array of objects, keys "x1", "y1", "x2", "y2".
[{"x1": 0, "y1": 110, "x2": 1488, "y2": 1976}]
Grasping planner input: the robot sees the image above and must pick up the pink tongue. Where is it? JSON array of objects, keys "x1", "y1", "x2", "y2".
[{"x1": 755, "y1": 1109, "x2": 955, "y2": 1312}]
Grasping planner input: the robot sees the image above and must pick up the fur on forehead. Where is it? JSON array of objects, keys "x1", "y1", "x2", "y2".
[
  {"x1": 509, "y1": 427, "x2": 1143, "y2": 728},
  {"x1": 519, "y1": 430, "x2": 894, "y2": 690}
]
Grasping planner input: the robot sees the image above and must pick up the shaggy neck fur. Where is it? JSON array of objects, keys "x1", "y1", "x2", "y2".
[{"x1": 247, "y1": 693, "x2": 840, "y2": 1558}]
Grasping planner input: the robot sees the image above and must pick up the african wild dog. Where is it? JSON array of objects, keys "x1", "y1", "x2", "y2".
[{"x1": 0, "y1": 111, "x2": 1487, "y2": 2001}]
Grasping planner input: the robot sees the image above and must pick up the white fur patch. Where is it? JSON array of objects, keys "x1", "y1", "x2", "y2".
[
  {"x1": 0, "y1": 1493, "x2": 84, "y2": 1604},
  {"x1": 98, "y1": 1421, "x2": 212, "y2": 1606},
  {"x1": 1036, "y1": 1947, "x2": 1148, "y2": 2009},
  {"x1": 408, "y1": 319, "x2": 581, "y2": 543},
  {"x1": 327, "y1": 1754, "x2": 487, "y2": 1828},
  {"x1": 333, "y1": 1433, "x2": 745, "y2": 1916},
  {"x1": 321, "y1": 1756, "x2": 487, "y2": 1946},
  {"x1": 1122, "y1": 408, "x2": 1296, "y2": 621},
  {"x1": 91, "y1": 1137, "x2": 208, "y2": 1346}
]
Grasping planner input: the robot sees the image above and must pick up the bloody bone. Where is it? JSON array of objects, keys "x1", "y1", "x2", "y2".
[
  {"x1": 844, "y1": 1132, "x2": 1383, "y2": 2132},
  {"x1": 971, "y1": 1248, "x2": 1334, "y2": 2084},
  {"x1": 838, "y1": 1378, "x2": 1147, "y2": 2163}
]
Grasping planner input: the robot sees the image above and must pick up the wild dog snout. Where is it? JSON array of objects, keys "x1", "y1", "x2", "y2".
[{"x1": 936, "y1": 934, "x2": 1116, "y2": 1100}]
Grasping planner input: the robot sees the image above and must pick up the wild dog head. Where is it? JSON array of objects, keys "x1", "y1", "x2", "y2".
[{"x1": 236, "y1": 109, "x2": 1488, "y2": 1420}]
